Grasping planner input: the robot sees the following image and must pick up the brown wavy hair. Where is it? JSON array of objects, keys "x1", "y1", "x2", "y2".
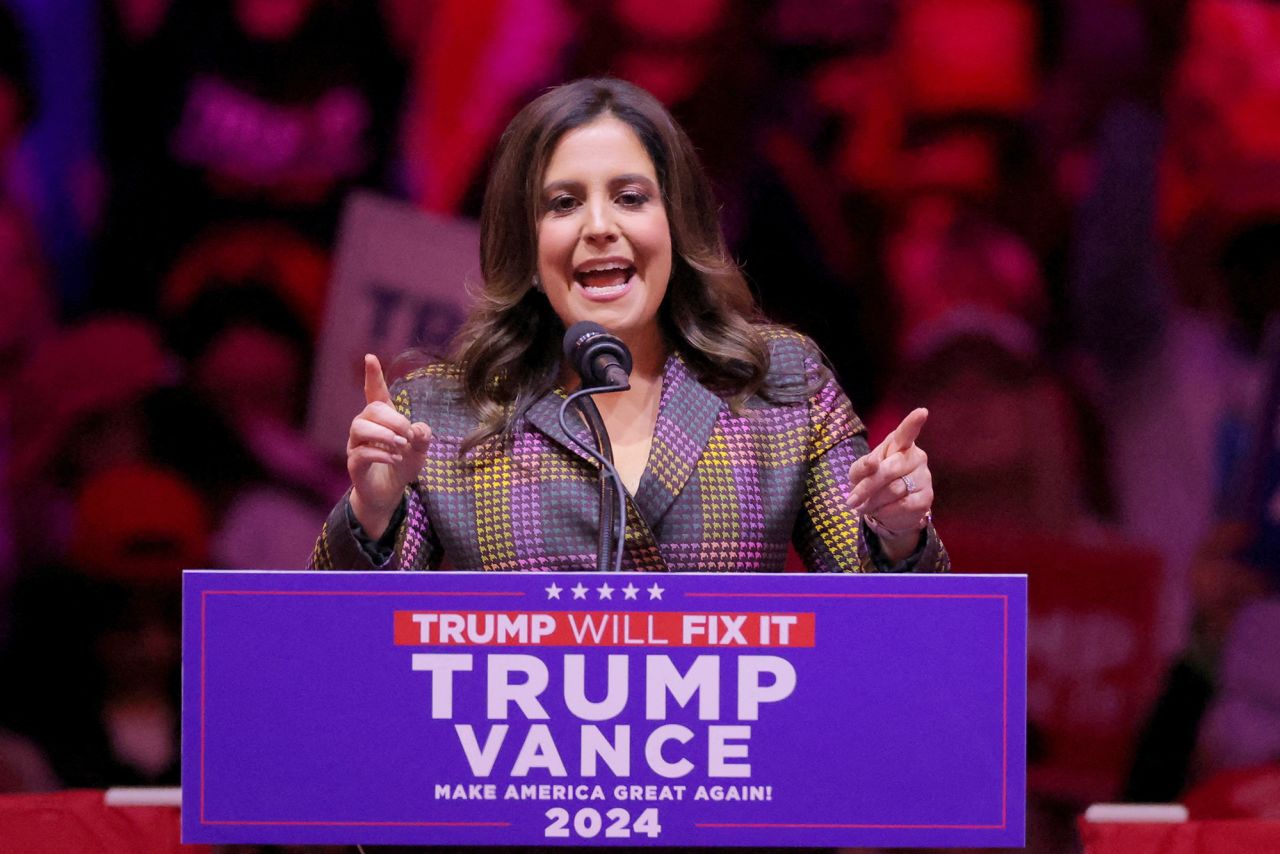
[{"x1": 452, "y1": 77, "x2": 793, "y2": 450}]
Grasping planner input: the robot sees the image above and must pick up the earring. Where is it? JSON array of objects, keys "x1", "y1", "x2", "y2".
[{"x1": 531, "y1": 273, "x2": 543, "y2": 292}]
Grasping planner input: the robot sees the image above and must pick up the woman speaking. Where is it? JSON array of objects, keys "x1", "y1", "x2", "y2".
[{"x1": 310, "y1": 78, "x2": 946, "y2": 575}]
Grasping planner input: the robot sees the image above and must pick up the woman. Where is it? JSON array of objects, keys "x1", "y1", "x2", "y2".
[{"x1": 310, "y1": 78, "x2": 945, "y2": 574}]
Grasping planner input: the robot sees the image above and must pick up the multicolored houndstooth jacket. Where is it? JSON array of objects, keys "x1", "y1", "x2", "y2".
[{"x1": 309, "y1": 331, "x2": 948, "y2": 574}]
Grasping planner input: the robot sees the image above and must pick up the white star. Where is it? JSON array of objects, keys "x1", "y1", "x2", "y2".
[
  {"x1": 622, "y1": 583, "x2": 639, "y2": 600},
  {"x1": 571, "y1": 583, "x2": 589, "y2": 600},
  {"x1": 597, "y1": 583, "x2": 614, "y2": 600},
  {"x1": 545, "y1": 582, "x2": 562, "y2": 600},
  {"x1": 647, "y1": 583, "x2": 665, "y2": 600}
]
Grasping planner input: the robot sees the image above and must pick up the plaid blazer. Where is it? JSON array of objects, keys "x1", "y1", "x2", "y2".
[{"x1": 310, "y1": 330, "x2": 948, "y2": 573}]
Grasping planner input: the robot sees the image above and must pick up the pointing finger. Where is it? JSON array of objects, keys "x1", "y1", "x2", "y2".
[
  {"x1": 887, "y1": 407, "x2": 928, "y2": 455},
  {"x1": 364, "y1": 354, "x2": 392, "y2": 406}
]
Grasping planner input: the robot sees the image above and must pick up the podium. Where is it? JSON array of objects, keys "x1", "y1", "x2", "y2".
[{"x1": 182, "y1": 570, "x2": 1026, "y2": 847}]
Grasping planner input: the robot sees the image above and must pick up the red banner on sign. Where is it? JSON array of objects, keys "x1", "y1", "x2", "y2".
[{"x1": 393, "y1": 611, "x2": 816, "y2": 648}]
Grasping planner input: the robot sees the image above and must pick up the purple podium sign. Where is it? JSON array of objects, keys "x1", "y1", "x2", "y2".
[{"x1": 182, "y1": 570, "x2": 1026, "y2": 847}]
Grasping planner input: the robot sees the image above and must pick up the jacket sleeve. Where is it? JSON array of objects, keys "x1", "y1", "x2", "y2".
[{"x1": 791, "y1": 347, "x2": 949, "y2": 573}]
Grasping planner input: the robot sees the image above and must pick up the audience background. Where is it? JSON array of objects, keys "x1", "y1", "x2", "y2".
[{"x1": 1, "y1": 1, "x2": 1279, "y2": 851}]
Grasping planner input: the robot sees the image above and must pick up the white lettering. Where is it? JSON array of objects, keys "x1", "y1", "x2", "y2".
[
  {"x1": 564, "y1": 654, "x2": 628, "y2": 720},
  {"x1": 708, "y1": 725, "x2": 751, "y2": 777},
  {"x1": 581, "y1": 725, "x2": 630, "y2": 776},
  {"x1": 645, "y1": 724, "x2": 694, "y2": 778},
  {"x1": 645, "y1": 655, "x2": 720, "y2": 720},
  {"x1": 737, "y1": 656, "x2": 795, "y2": 720},
  {"x1": 511, "y1": 724, "x2": 567, "y2": 776},
  {"x1": 488, "y1": 654, "x2": 550, "y2": 719},
  {"x1": 411, "y1": 653, "x2": 473, "y2": 718},
  {"x1": 454, "y1": 724, "x2": 508, "y2": 776}
]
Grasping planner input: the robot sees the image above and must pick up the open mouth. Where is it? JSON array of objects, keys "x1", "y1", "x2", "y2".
[{"x1": 574, "y1": 264, "x2": 636, "y2": 297}]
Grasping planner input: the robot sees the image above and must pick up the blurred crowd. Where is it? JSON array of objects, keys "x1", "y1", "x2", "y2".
[{"x1": 1, "y1": 1, "x2": 1279, "y2": 851}]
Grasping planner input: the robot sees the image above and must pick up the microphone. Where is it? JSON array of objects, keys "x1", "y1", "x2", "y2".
[
  {"x1": 563, "y1": 321, "x2": 632, "y2": 389},
  {"x1": 559, "y1": 322, "x2": 631, "y2": 572}
]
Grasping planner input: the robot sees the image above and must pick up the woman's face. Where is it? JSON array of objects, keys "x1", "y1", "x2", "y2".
[{"x1": 536, "y1": 115, "x2": 672, "y2": 349}]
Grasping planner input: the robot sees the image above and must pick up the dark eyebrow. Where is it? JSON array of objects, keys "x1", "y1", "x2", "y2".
[
  {"x1": 541, "y1": 179, "x2": 583, "y2": 197},
  {"x1": 541, "y1": 173, "x2": 659, "y2": 197},
  {"x1": 610, "y1": 173, "x2": 658, "y2": 189}
]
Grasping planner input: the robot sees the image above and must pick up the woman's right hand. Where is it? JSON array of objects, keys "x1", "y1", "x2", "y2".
[{"x1": 347, "y1": 354, "x2": 432, "y2": 539}]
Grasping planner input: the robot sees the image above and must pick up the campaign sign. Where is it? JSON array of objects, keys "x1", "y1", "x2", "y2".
[
  {"x1": 182, "y1": 571, "x2": 1026, "y2": 847},
  {"x1": 306, "y1": 191, "x2": 478, "y2": 456}
]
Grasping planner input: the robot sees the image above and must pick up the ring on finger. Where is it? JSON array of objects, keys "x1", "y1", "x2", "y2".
[{"x1": 900, "y1": 474, "x2": 918, "y2": 494}]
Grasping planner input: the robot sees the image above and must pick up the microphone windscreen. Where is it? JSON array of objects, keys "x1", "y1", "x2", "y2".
[
  {"x1": 563, "y1": 321, "x2": 609, "y2": 366},
  {"x1": 563, "y1": 321, "x2": 632, "y2": 386}
]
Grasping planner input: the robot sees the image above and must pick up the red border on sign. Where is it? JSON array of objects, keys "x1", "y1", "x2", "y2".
[
  {"x1": 199, "y1": 589, "x2": 522, "y2": 830},
  {"x1": 683, "y1": 591, "x2": 1010, "y2": 832}
]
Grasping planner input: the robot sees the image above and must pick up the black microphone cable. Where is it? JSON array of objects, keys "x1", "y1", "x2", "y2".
[
  {"x1": 557, "y1": 388, "x2": 629, "y2": 572},
  {"x1": 560, "y1": 322, "x2": 633, "y2": 572}
]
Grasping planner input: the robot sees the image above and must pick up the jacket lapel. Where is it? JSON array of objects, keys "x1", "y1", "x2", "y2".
[
  {"x1": 633, "y1": 354, "x2": 724, "y2": 525},
  {"x1": 523, "y1": 387, "x2": 600, "y2": 467}
]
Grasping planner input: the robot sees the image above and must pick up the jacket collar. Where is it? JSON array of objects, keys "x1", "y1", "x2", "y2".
[
  {"x1": 523, "y1": 353, "x2": 725, "y2": 524},
  {"x1": 523, "y1": 385, "x2": 593, "y2": 464}
]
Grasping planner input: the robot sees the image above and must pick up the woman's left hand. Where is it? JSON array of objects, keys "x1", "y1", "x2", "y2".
[{"x1": 847, "y1": 407, "x2": 934, "y2": 563}]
